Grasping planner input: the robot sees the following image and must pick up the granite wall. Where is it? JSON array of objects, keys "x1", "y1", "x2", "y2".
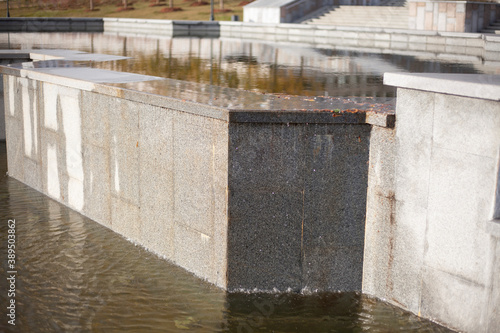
[
  {"x1": 2, "y1": 64, "x2": 393, "y2": 292},
  {"x1": 227, "y1": 121, "x2": 371, "y2": 292},
  {"x1": 364, "y1": 73, "x2": 500, "y2": 333},
  {"x1": 4, "y1": 75, "x2": 229, "y2": 288},
  {"x1": 103, "y1": 19, "x2": 220, "y2": 37},
  {"x1": 409, "y1": 0, "x2": 500, "y2": 32}
]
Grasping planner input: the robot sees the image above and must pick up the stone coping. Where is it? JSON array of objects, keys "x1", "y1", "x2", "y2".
[
  {"x1": 384, "y1": 72, "x2": 500, "y2": 101},
  {"x1": 0, "y1": 17, "x2": 103, "y2": 32},
  {"x1": 0, "y1": 49, "x2": 395, "y2": 127},
  {"x1": 244, "y1": 0, "x2": 299, "y2": 8},
  {"x1": 0, "y1": 49, "x2": 128, "y2": 62},
  {"x1": 103, "y1": 17, "x2": 220, "y2": 27},
  {"x1": 220, "y1": 20, "x2": 484, "y2": 36}
]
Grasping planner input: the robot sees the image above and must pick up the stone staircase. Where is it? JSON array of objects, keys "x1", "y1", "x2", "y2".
[
  {"x1": 300, "y1": 0, "x2": 409, "y2": 29},
  {"x1": 482, "y1": 21, "x2": 500, "y2": 34}
]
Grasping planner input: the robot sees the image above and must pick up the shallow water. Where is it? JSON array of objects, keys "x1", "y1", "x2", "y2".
[
  {"x1": 1, "y1": 32, "x2": 497, "y2": 98},
  {"x1": 0, "y1": 142, "x2": 455, "y2": 332}
]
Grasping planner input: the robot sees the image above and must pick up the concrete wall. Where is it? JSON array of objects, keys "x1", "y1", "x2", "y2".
[
  {"x1": 3, "y1": 74, "x2": 229, "y2": 289},
  {"x1": 364, "y1": 73, "x2": 500, "y2": 333},
  {"x1": 0, "y1": 18, "x2": 216, "y2": 37},
  {"x1": 409, "y1": 1, "x2": 500, "y2": 32},
  {"x1": 0, "y1": 18, "x2": 103, "y2": 32},
  {"x1": 244, "y1": 0, "x2": 334, "y2": 24},
  {"x1": 103, "y1": 18, "x2": 220, "y2": 37}
]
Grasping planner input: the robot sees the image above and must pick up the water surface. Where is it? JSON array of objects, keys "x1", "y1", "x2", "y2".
[{"x1": 1, "y1": 32, "x2": 497, "y2": 98}]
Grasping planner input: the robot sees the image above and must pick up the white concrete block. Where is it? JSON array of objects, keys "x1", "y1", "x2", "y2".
[
  {"x1": 425, "y1": 148, "x2": 493, "y2": 285},
  {"x1": 432, "y1": 94, "x2": 500, "y2": 159}
]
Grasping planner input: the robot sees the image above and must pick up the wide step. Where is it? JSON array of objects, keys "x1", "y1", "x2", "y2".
[{"x1": 303, "y1": 5, "x2": 409, "y2": 29}]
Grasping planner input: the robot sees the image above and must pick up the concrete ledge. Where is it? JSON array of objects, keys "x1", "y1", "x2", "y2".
[
  {"x1": 0, "y1": 51, "x2": 30, "y2": 59},
  {"x1": 103, "y1": 18, "x2": 220, "y2": 37},
  {"x1": 219, "y1": 21, "x2": 495, "y2": 63},
  {"x1": 0, "y1": 18, "x2": 104, "y2": 32},
  {"x1": 384, "y1": 73, "x2": 500, "y2": 101}
]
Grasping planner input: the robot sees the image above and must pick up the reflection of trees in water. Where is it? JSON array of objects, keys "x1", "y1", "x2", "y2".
[
  {"x1": 97, "y1": 51, "x2": 395, "y2": 97},
  {"x1": 90, "y1": 35, "x2": 486, "y2": 97}
]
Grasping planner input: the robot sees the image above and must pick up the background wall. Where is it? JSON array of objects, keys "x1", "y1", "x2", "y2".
[{"x1": 409, "y1": 0, "x2": 500, "y2": 32}]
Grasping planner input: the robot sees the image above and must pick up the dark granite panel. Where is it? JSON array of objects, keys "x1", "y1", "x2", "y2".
[
  {"x1": 301, "y1": 245, "x2": 364, "y2": 292},
  {"x1": 227, "y1": 190, "x2": 303, "y2": 292},
  {"x1": 301, "y1": 124, "x2": 370, "y2": 291},
  {"x1": 228, "y1": 122, "x2": 370, "y2": 292},
  {"x1": 228, "y1": 123, "x2": 307, "y2": 193}
]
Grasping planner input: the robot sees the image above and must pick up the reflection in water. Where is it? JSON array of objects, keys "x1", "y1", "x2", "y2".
[
  {"x1": 0, "y1": 143, "x2": 454, "y2": 332},
  {"x1": 1, "y1": 33, "x2": 495, "y2": 98}
]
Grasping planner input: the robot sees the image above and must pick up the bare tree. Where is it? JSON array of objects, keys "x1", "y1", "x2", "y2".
[
  {"x1": 169, "y1": 0, "x2": 173, "y2": 7},
  {"x1": 122, "y1": 0, "x2": 128, "y2": 9},
  {"x1": 89, "y1": 0, "x2": 94, "y2": 11},
  {"x1": 219, "y1": 0, "x2": 223, "y2": 11}
]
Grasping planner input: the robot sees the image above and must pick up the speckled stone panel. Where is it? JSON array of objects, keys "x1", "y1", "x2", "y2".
[
  {"x1": 227, "y1": 122, "x2": 370, "y2": 292},
  {"x1": 139, "y1": 106, "x2": 175, "y2": 260},
  {"x1": 302, "y1": 124, "x2": 371, "y2": 292}
]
